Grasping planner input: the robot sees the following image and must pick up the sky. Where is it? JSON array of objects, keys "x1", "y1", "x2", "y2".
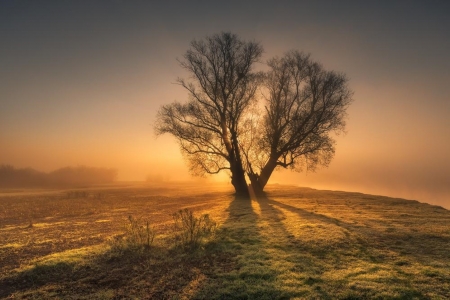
[{"x1": 1, "y1": 1, "x2": 449, "y2": 208}]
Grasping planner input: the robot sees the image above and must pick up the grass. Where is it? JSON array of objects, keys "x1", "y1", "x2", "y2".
[{"x1": 0, "y1": 183, "x2": 449, "y2": 299}]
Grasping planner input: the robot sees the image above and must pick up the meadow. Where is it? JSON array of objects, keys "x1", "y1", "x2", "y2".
[{"x1": 0, "y1": 183, "x2": 449, "y2": 299}]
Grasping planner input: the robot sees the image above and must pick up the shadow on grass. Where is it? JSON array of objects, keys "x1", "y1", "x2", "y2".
[
  {"x1": 0, "y1": 245, "x2": 206, "y2": 298},
  {"x1": 194, "y1": 194, "x2": 289, "y2": 299},
  {"x1": 258, "y1": 193, "x2": 447, "y2": 299},
  {"x1": 267, "y1": 195, "x2": 450, "y2": 265},
  {"x1": 254, "y1": 194, "x2": 334, "y2": 298}
]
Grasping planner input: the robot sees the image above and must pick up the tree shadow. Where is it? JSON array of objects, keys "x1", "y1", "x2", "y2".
[
  {"x1": 249, "y1": 191, "x2": 444, "y2": 298},
  {"x1": 0, "y1": 243, "x2": 225, "y2": 299},
  {"x1": 194, "y1": 194, "x2": 289, "y2": 299},
  {"x1": 265, "y1": 195, "x2": 450, "y2": 265},
  {"x1": 252, "y1": 193, "x2": 334, "y2": 298}
]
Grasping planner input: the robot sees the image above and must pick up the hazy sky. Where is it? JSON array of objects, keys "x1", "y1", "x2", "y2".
[{"x1": 1, "y1": 1, "x2": 449, "y2": 207}]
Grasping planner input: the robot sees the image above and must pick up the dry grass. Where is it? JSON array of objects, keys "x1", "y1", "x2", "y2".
[{"x1": 0, "y1": 183, "x2": 449, "y2": 299}]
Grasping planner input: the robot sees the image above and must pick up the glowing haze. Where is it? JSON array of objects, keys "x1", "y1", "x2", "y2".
[{"x1": 1, "y1": 2, "x2": 449, "y2": 208}]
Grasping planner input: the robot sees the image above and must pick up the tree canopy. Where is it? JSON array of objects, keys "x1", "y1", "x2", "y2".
[{"x1": 155, "y1": 32, "x2": 353, "y2": 197}]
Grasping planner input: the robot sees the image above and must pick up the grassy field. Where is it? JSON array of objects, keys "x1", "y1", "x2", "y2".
[{"x1": 0, "y1": 183, "x2": 449, "y2": 299}]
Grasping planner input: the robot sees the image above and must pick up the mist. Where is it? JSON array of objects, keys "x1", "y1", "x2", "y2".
[
  {"x1": 1, "y1": 2, "x2": 449, "y2": 209},
  {"x1": 0, "y1": 165, "x2": 117, "y2": 188}
]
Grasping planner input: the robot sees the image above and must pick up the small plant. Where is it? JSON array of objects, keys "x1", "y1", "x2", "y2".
[
  {"x1": 125, "y1": 215, "x2": 155, "y2": 249},
  {"x1": 172, "y1": 209, "x2": 217, "y2": 250},
  {"x1": 110, "y1": 215, "x2": 155, "y2": 252}
]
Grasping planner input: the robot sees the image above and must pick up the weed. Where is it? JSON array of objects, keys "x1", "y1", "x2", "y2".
[
  {"x1": 172, "y1": 209, "x2": 217, "y2": 250},
  {"x1": 109, "y1": 215, "x2": 155, "y2": 252}
]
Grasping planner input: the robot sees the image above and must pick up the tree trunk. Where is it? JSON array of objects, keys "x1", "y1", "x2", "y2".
[
  {"x1": 253, "y1": 157, "x2": 278, "y2": 193},
  {"x1": 227, "y1": 129, "x2": 250, "y2": 198},
  {"x1": 248, "y1": 172, "x2": 265, "y2": 198},
  {"x1": 230, "y1": 159, "x2": 250, "y2": 198}
]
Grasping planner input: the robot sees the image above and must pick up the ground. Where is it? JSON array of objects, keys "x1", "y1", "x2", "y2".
[{"x1": 0, "y1": 183, "x2": 449, "y2": 299}]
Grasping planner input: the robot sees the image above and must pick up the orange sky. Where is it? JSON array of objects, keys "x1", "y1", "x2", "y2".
[{"x1": 1, "y1": 2, "x2": 449, "y2": 208}]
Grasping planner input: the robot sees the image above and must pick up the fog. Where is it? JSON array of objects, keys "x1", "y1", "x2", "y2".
[
  {"x1": 0, "y1": 165, "x2": 117, "y2": 188},
  {"x1": 1, "y1": 2, "x2": 449, "y2": 208}
]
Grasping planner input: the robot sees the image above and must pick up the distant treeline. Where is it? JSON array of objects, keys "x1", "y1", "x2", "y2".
[{"x1": 0, "y1": 165, "x2": 117, "y2": 188}]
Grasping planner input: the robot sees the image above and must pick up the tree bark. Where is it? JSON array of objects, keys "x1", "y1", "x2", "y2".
[
  {"x1": 248, "y1": 157, "x2": 278, "y2": 196},
  {"x1": 247, "y1": 172, "x2": 264, "y2": 198},
  {"x1": 230, "y1": 158, "x2": 250, "y2": 198},
  {"x1": 258, "y1": 158, "x2": 278, "y2": 189},
  {"x1": 226, "y1": 126, "x2": 250, "y2": 198}
]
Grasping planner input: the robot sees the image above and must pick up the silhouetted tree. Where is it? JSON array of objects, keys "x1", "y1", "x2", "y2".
[
  {"x1": 246, "y1": 51, "x2": 353, "y2": 194},
  {"x1": 155, "y1": 33, "x2": 352, "y2": 198},
  {"x1": 155, "y1": 32, "x2": 263, "y2": 197}
]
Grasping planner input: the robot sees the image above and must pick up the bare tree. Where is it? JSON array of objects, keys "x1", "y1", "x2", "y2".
[
  {"x1": 155, "y1": 34, "x2": 352, "y2": 198},
  {"x1": 155, "y1": 32, "x2": 263, "y2": 197},
  {"x1": 246, "y1": 51, "x2": 353, "y2": 194}
]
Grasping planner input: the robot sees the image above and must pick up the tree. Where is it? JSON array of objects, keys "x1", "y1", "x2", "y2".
[
  {"x1": 246, "y1": 51, "x2": 353, "y2": 194},
  {"x1": 155, "y1": 32, "x2": 263, "y2": 197},
  {"x1": 155, "y1": 33, "x2": 353, "y2": 198}
]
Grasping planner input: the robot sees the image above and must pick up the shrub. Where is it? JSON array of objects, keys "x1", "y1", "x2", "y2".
[
  {"x1": 110, "y1": 215, "x2": 155, "y2": 252},
  {"x1": 172, "y1": 209, "x2": 217, "y2": 250}
]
